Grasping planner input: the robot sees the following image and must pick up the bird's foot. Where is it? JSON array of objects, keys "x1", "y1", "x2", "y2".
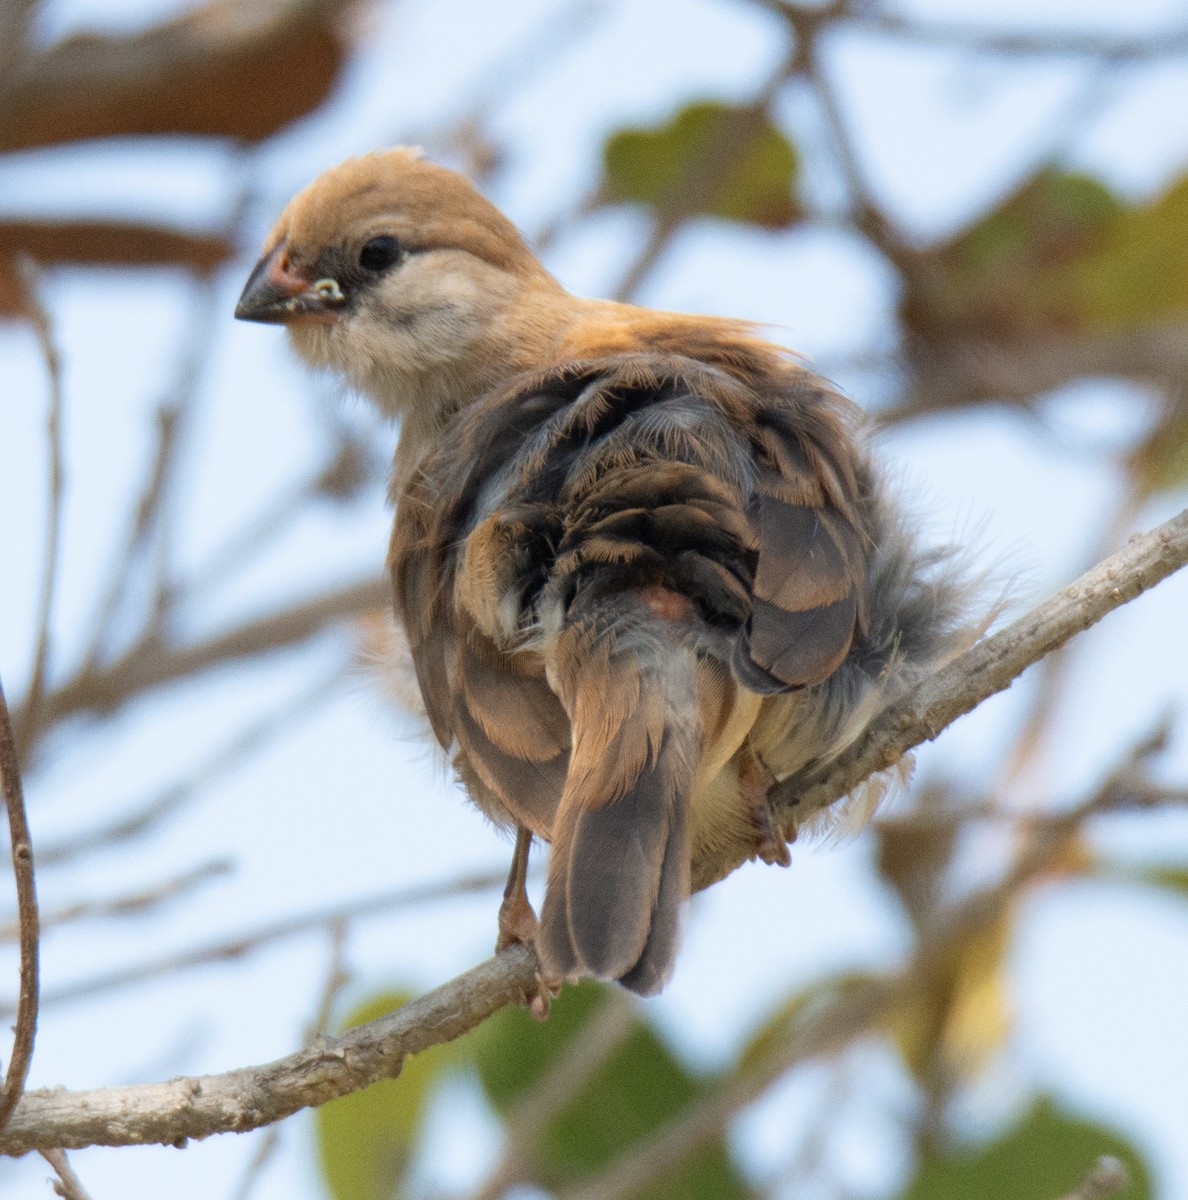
[
  {"x1": 495, "y1": 897, "x2": 559, "y2": 1019},
  {"x1": 496, "y1": 827, "x2": 560, "y2": 1019},
  {"x1": 496, "y1": 880, "x2": 539, "y2": 953},
  {"x1": 740, "y1": 749, "x2": 793, "y2": 867}
]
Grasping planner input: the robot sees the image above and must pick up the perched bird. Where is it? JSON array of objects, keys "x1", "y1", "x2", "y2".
[{"x1": 236, "y1": 148, "x2": 972, "y2": 997}]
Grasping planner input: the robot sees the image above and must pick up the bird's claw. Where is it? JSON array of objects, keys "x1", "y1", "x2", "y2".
[{"x1": 740, "y1": 749, "x2": 793, "y2": 867}]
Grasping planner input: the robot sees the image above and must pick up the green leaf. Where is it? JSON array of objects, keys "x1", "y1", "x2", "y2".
[
  {"x1": 899, "y1": 1096, "x2": 1153, "y2": 1200},
  {"x1": 475, "y1": 982, "x2": 754, "y2": 1198},
  {"x1": 315, "y1": 990, "x2": 460, "y2": 1200},
  {"x1": 1071, "y1": 174, "x2": 1188, "y2": 330},
  {"x1": 1138, "y1": 865, "x2": 1188, "y2": 895},
  {"x1": 907, "y1": 168, "x2": 1188, "y2": 347},
  {"x1": 904, "y1": 169, "x2": 1125, "y2": 343},
  {"x1": 1130, "y1": 405, "x2": 1188, "y2": 497},
  {"x1": 601, "y1": 100, "x2": 800, "y2": 229}
]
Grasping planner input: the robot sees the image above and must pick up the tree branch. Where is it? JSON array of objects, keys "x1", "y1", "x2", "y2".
[
  {"x1": 0, "y1": 510, "x2": 1184, "y2": 1156},
  {"x1": 695, "y1": 504, "x2": 1188, "y2": 889},
  {"x1": 0, "y1": 678, "x2": 40, "y2": 1133},
  {"x1": 40, "y1": 1148, "x2": 96, "y2": 1200},
  {"x1": 558, "y1": 730, "x2": 1172, "y2": 1200},
  {"x1": 26, "y1": 576, "x2": 388, "y2": 734},
  {"x1": 860, "y1": 13, "x2": 1188, "y2": 59},
  {"x1": 0, "y1": 943, "x2": 538, "y2": 1155},
  {"x1": 749, "y1": 2, "x2": 1188, "y2": 59},
  {"x1": 4, "y1": 867, "x2": 510, "y2": 1014}
]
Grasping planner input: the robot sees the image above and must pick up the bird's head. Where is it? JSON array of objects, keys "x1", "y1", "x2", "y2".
[{"x1": 236, "y1": 147, "x2": 564, "y2": 419}]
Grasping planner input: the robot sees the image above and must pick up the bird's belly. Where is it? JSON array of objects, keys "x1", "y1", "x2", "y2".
[{"x1": 689, "y1": 686, "x2": 763, "y2": 863}]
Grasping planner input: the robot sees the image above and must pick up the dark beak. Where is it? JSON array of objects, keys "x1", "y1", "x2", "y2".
[{"x1": 234, "y1": 244, "x2": 346, "y2": 324}]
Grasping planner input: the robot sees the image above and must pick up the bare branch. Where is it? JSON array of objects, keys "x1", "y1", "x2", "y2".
[
  {"x1": 37, "y1": 664, "x2": 346, "y2": 868},
  {"x1": 7, "y1": 867, "x2": 510, "y2": 1014},
  {"x1": 0, "y1": 0, "x2": 358, "y2": 152},
  {"x1": 0, "y1": 0, "x2": 39, "y2": 92},
  {"x1": 178, "y1": 466, "x2": 355, "y2": 610},
  {"x1": 78, "y1": 374, "x2": 189, "y2": 674},
  {"x1": 885, "y1": 325, "x2": 1188, "y2": 427},
  {"x1": 472, "y1": 987, "x2": 638, "y2": 1199},
  {"x1": 860, "y1": 13, "x2": 1188, "y2": 59},
  {"x1": 29, "y1": 576, "x2": 388, "y2": 733},
  {"x1": 40, "y1": 1148, "x2": 96, "y2": 1200},
  {"x1": 80, "y1": 180, "x2": 253, "y2": 675},
  {"x1": 749, "y1": 1, "x2": 1188, "y2": 59},
  {"x1": 706, "y1": 504, "x2": 1188, "y2": 888},
  {"x1": 556, "y1": 978, "x2": 899, "y2": 1200},
  {"x1": 0, "y1": 508, "x2": 1183, "y2": 1154},
  {"x1": 0, "y1": 943, "x2": 540, "y2": 1155},
  {"x1": 0, "y1": 859, "x2": 232, "y2": 942},
  {"x1": 0, "y1": 678, "x2": 40, "y2": 1133}
]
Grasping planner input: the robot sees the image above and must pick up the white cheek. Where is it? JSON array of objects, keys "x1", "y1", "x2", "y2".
[{"x1": 285, "y1": 251, "x2": 516, "y2": 416}]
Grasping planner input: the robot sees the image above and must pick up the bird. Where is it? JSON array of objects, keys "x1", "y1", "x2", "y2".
[{"x1": 235, "y1": 147, "x2": 973, "y2": 999}]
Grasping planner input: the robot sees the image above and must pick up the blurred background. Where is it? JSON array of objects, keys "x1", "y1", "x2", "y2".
[{"x1": 1, "y1": 0, "x2": 1187, "y2": 1197}]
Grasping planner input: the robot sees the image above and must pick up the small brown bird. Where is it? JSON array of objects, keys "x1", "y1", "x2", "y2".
[{"x1": 236, "y1": 148, "x2": 971, "y2": 997}]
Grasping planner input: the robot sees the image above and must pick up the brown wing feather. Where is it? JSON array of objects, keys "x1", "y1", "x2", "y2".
[
  {"x1": 390, "y1": 348, "x2": 876, "y2": 991},
  {"x1": 734, "y1": 385, "x2": 868, "y2": 694}
]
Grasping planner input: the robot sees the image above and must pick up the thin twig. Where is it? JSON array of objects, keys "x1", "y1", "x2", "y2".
[
  {"x1": 37, "y1": 662, "x2": 349, "y2": 868},
  {"x1": 12, "y1": 257, "x2": 65, "y2": 758},
  {"x1": 557, "y1": 981, "x2": 899, "y2": 1200},
  {"x1": 40, "y1": 1147, "x2": 96, "y2": 1200},
  {"x1": 178, "y1": 473, "x2": 344, "y2": 609},
  {"x1": 611, "y1": 217, "x2": 683, "y2": 305},
  {"x1": 993, "y1": 486, "x2": 1145, "y2": 796},
  {"x1": 557, "y1": 730, "x2": 1167, "y2": 1200},
  {"x1": 77, "y1": 397, "x2": 185, "y2": 675},
  {"x1": 408, "y1": 0, "x2": 609, "y2": 182},
  {"x1": 0, "y1": 678, "x2": 40, "y2": 1134},
  {"x1": 859, "y1": 12, "x2": 1188, "y2": 59},
  {"x1": 801, "y1": 13, "x2": 916, "y2": 270},
  {"x1": 747, "y1": 1, "x2": 1188, "y2": 59},
  {"x1": 228, "y1": 920, "x2": 351, "y2": 1200},
  {"x1": 698, "y1": 504, "x2": 1188, "y2": 889},
  {"x1": 0, "y1": 0, "x2": 39, "y2": 93},
  {"x1": 29, "y1": 576, "x2": 388, "y2": 734},
  {"x1": 147, "y1": 260, "x2": 245, "y2": 634},
  {"x1": 884, "y1": 323, "x2": 1188, "y2": 429},
  {"x1": 0, "y1": 859, "x2": 232, "y2": 942},
  {"x1": 304, "y1": 918, "x2": 352, "y2": 1044},
  {"x1": 79, "y1": 180, "x2": 253, "y2": 673},
  {"x1": 611, "y1": 43, "x2": 801, "y2": 304},
  {"x1": 873, "y1": 777, "x2": 1187, "y2": 835},
  {"x1": 763, "y1": 1061, "x2": 851, "y2": 1197},
  {"x1": 4, "y1": 867, "x2": 512, "y2": 1014},
  {"x1": 471, "y1": 987, "x2": 638, "y2": 1200}
]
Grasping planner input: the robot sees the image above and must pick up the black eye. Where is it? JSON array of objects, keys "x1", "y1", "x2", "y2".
[{"x1": 358, "y1": 236, "x2": 402, "y2": 272}]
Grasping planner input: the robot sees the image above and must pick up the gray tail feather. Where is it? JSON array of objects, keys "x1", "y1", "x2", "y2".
[
  {"x1": 538, "y1": 626, "x2": 698, "y2": 996},
  {"x1": 539, "y1": 728, "x2": 692, "y2": 995}
]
